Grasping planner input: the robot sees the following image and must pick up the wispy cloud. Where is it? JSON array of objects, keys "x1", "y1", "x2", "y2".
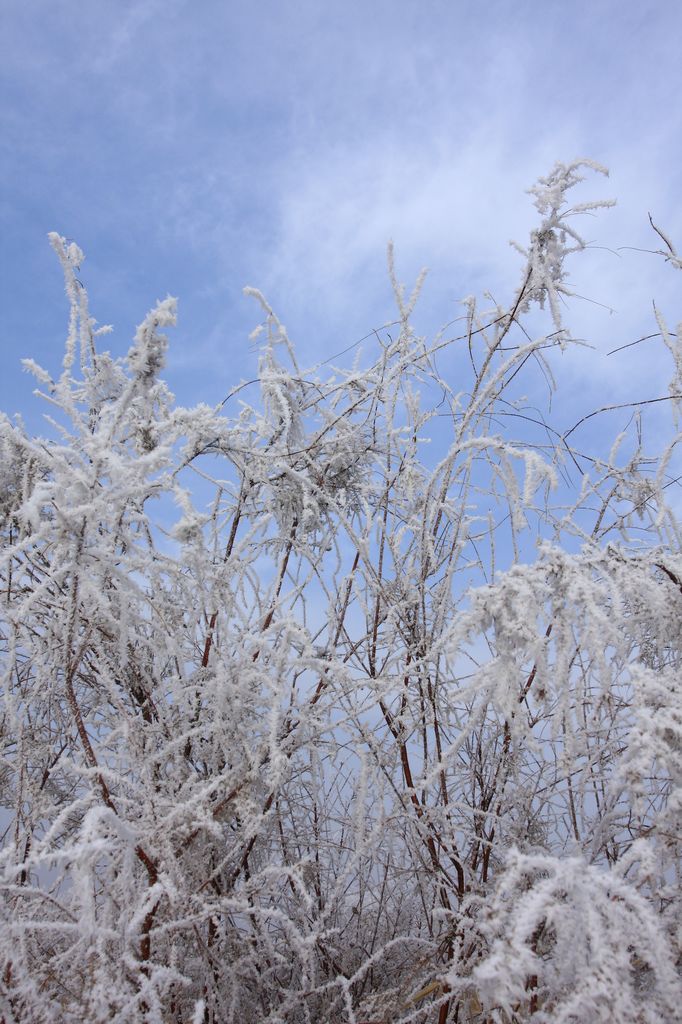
[{"x1": 1, "y1": 0, "x2": 680, "y2": 423}]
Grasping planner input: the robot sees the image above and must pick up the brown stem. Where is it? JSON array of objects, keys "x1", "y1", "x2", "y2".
[{"x1": 252, "y1": 518, "x2": 297, "y2": 662}]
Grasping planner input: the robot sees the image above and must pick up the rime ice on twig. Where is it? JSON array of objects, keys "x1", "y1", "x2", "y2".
[{"x1": 1, "y1": 164, "x2": 680, "y2": 1024}]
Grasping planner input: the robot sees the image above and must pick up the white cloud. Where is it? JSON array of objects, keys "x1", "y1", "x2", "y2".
[{"x1": 2, "y1": 0, "x2": 680, "y2": 425}]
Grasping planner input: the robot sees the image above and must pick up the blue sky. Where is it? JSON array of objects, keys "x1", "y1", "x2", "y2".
[{"x1": 2, "y1": 0, "x2": 681, "y2": 440}]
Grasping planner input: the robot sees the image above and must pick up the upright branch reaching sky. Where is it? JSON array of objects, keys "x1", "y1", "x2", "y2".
[{"x1": 0, "y1": 162, "x2": 681, "y2": 1024}]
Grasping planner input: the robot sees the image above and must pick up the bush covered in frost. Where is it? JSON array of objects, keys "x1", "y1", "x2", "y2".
[{"x1": 1, "y1": 161, "x2": 680, "y2": 1022}]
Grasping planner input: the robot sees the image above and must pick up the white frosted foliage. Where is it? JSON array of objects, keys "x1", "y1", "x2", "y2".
[{"x1": 1, "y1": 165, "x2": 680, "y2": 1023}]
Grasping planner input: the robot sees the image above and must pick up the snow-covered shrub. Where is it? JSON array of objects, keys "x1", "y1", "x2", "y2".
[{"x1": 0, "y1": 162, "x2": 680, "y2": 1023}]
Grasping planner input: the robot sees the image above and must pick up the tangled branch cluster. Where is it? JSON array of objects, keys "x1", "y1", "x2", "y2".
[{"x1": 1, "y1": 162, "x2": 680, "y2": 1023}]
